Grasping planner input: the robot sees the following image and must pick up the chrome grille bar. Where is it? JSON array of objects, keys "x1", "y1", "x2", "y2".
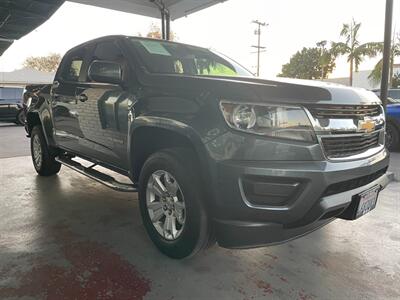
[{"x1": 308, "y1": 105, "x2": 381, "y2": 119}]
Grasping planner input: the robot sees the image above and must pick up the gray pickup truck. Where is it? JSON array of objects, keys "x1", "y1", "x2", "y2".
[{"x1": 26, "y1": 36, "x2": 390, "y2": 259}]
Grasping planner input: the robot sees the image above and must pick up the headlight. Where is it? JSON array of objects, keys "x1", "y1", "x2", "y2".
[{"x1": 220, "y1": 101, "x2": 316, "y2": 142}]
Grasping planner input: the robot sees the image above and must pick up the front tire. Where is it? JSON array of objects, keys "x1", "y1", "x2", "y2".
[
  {"x1": 30, "y1": 126, "x2": 61, "y2": 176},
  {"x1": 386, "y1": 123, "x2": 399, "y2": 152},
  {"x1": 138, "y1": 148, "x2": 212, "y2": 259}
]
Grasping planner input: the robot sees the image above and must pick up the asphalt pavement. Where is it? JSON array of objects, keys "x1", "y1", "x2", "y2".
[
  {"x1": 0, "y1": 123, "x2": 399, "y2": 300},
  {"x1": 0, "y1": 123, "x2": 30, "y2": 159}
]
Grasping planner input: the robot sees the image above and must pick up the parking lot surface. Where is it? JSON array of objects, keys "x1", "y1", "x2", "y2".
[
  {"x1": 0, "y1": 124, "x2": 30, "y2": 159},
  {"x1": 0, "y1": 124, "x2": 399, "y2": 300}
]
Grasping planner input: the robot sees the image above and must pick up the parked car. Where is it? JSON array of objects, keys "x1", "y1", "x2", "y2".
[
  {"x1": 0, "y1": 86, "x2": 25, "y2": 125},
  {"x1": 372, "y1": 88, "x2": 400, "y2": 101},
  {"x1": 372, "y1": 89, "x2": 400, "y2": 150},
  {"x1": 25, "y1": 36, "x2": 390, "y2": 259},
  {"x1": 386, "y1": 98, "x2": 400, "y2": 151}
]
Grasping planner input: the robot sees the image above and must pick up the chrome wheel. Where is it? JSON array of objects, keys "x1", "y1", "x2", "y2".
[
  {"x1": 32, "y1": 134, "x2": 42, "y2": 168},
  {"x1": 146, "y1": 170, "x2": 186, "y2": 241}
]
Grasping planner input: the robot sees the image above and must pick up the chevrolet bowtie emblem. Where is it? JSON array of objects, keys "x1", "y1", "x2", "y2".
[{"x1": 358, "y1": 119, "x2": 375, "y2": 133}]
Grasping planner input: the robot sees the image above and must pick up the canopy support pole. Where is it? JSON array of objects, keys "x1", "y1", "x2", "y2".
[
  {"x1": 165, "y1": 12, "x2": 170, "y2": 40},
  {"x1": 380, "y1": 0, "x2": 393, "y2": 109},
  {"x1": 150, "y1": 0, "x2": 171, "y2": 40},
  {"x1": 161, "y1": 10, "x2": 166, "y2": 39}
]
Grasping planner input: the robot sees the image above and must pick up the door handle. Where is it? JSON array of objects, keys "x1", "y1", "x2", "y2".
[{"x1": 76, "y1": 94, "x2": 88, "y2": 102}]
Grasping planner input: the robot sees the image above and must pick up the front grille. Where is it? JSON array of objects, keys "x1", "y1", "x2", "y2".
[
  {"x1": 321, "y1": 132, "x2": 381, "y2": 158},
  {"x1": 322, "y1": 167, "x2": 388, "y2": 197},
  {"x1": 308, "y1": 105, "x2": 381, "y2": 119}
]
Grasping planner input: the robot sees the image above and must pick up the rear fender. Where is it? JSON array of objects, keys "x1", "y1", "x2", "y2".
[{"x1": 26, "y1": 98, "x2": 56, "y2": 147}]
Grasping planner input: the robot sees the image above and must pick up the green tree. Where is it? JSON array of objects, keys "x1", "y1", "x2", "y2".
[
  {"x1": 332, "y1": 19, "x2": 380, "y2": 86},
  {"x1": 368, "y1": 34, "x2": 400, "y2": 88},
  {"x1": 317, "y1": 40, "x2": 337, "y2": 79},
  {"x1": 23, "y1": 53, "x2": 61, "y2": 72},
  {"x1": 278, "y1": 44, "x2": 335, "y2": 80},
  {"x1": 145, "y1": 23, "x2": 176, "y2": 41}
]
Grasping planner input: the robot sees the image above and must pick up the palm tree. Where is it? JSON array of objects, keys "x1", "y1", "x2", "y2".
[
  {"x1": 368, "y1": 34, "x2": 400, "y2": 88},
  {"x1": 332, "y1": 19, "x2": 380, "y2": 86},
  {"x1": 317, "y1": 40, "x2": 336, "y2": 79}
]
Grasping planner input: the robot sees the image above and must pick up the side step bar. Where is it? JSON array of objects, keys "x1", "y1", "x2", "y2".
[{"x1": 55, "y1": 156, "x2": 138, "y2": 193}]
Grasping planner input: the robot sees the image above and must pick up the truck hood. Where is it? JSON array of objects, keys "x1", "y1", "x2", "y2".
[{"x1": 140, "y1": 73, "x2": 381, "y2": 106}]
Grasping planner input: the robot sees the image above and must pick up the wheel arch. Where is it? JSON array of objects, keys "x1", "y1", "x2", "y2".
[
  {"x1": 128, "y1": 117, "x2": 216, "y2": 207},
  {"x1": 26, "y1": 109, "x2": 57, "y2": 147}
]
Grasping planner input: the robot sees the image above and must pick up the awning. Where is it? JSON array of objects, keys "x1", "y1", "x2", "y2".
[
  {"x1": 0, "y1": 0, "x2": 226, "y2": 56},
  {"x1": 68, "y1": 0, "x2": 226, "y2": 21},
  {"x1": 0, "y1": 0, "x2": 64, "y2": 56}
]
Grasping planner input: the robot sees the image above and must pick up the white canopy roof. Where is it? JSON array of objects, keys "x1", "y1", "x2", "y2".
[{"x1": 68, "y1": 0, "x2": 226, "y2": 20}]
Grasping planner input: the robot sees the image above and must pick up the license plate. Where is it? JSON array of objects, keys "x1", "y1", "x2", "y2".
[{"x1": 355, "y1": 186, "x2": 380, "y2": 219}]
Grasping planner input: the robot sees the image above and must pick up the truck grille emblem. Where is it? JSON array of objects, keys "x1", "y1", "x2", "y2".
[{"x1": 358, "y1": 119, "x2": 375, "y2": 133}]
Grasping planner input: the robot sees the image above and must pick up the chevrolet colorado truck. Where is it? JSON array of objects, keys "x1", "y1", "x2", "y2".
[{"x1": 26, "y1": 36, "x2": 390, "y2": 259}]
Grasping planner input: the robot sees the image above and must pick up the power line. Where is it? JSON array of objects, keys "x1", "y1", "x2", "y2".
[{"x1": 251, "y1": 20, "x2": 268, "y2": 77}]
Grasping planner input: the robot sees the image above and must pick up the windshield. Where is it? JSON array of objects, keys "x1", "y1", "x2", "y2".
[{"x1": 128, "y1": 38, "x2": 253, "y2": 77}]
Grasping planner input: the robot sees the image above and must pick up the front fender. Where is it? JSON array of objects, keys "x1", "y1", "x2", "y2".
[
  {"x1": 128, "y1": 116, "x2": 208, "y2": 166},
  {"x1": 127, "y1": 115, "x2": 220, "y2": 211}
]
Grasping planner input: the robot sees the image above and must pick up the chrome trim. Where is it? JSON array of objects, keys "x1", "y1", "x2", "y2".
[
  {"x1": 238, "y1": 178, "x2": 290, "y2": 211},
  {"x1": 303, "y1": 105, "x2": 386, "y2": 161},
  {"x1": 303, "y1": 106, "x2": 385, "y2": 134}
]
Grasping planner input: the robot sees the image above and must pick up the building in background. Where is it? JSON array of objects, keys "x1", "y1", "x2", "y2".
[
  {"x1": 324, "y1": 64, "x2": 400, "y2": 90},
  {"x1": 0, "y1": 68, "x2": 55, "y2": 88}
]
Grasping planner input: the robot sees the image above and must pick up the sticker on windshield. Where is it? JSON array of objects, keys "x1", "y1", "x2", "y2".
[{"x1": 140, "y1": 41, "x2": 171, "y2": 56}]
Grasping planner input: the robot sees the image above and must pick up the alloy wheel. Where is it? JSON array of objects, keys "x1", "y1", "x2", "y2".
[
  {"x1": 146, "y1": 170, "x2": 186, "y2": 241},
  {"x1": 32, "y1": 134, "x2": 42, "y2": 168}
]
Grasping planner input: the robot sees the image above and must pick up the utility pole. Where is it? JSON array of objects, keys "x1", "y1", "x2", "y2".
[{"x1": 252, "y1": 20, "x2": 268, "y2": 77}]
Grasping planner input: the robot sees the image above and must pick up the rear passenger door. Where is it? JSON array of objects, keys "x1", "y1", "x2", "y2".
[{"x1": 74, "y1": 40, "x2": 135, "y2": 169}]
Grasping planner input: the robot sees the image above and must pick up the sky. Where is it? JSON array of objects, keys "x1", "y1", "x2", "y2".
[{"x1": 0, "y1": 0, "x2": 399, "y2": 78}]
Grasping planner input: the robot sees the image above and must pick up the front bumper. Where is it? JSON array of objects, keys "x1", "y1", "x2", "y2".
[{"x1": 211, "y1": 149, "x2": 390, "y2": 249}]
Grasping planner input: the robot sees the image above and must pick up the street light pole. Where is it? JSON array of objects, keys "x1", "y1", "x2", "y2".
[
  {"x1": 252, "y1": 20, "x2": 268, "y2": 77},
  {"x1": 380, "y1": 0, "x2": 394, "y2": 110}
]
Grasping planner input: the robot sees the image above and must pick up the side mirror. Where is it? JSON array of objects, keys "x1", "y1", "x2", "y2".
[{"x1": 88, "y1": 60, "x2": 122, "y2": 85}]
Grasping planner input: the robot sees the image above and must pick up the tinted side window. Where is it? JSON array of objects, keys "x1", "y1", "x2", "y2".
[
  {"x1": 63, "y1": 58, "x2": 83, "y2": 81},
  {"x1": 61, "y1": 48, "x2": 87, "y2": 82},
  {"x1": 93, "y1": 41, "x2": 124, "y2": 62}
]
